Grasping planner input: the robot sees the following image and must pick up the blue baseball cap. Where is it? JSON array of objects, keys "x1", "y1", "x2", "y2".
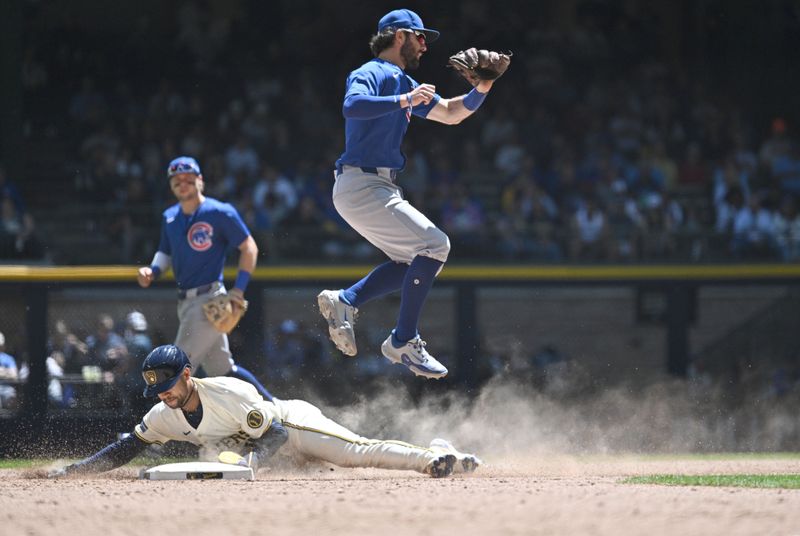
[
  {"x1": 378, "y1": 9, "x2": 440, "y2": 43},
  {"x1": 167, "y1": 156, "x2": 201, "y2": 178}
]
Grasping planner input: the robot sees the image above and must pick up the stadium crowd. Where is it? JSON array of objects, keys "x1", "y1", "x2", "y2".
[{"x1": 6, "y1": 2, "x2": 799, "y2": 265}]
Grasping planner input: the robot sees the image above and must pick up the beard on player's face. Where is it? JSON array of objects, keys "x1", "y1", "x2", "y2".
[
  {"x1": 158, "y1": 376, "x2": 192, "y2": 408},
  {"x1": 401, "y1": 38, "x2": 420, "y2": 70}
]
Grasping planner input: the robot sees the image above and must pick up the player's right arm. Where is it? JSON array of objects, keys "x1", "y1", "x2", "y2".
[
  {"x1": 138, "y1": 220, "x2": 172, "y2": 288},
  {"x1": 341, "y1": 69, "x2": 436, "y2": 119},
  {"x1": 424, "y1": 79, "x2": 495, "y2": 126},
  {"x1": 48, "y1": 434, "x2": 148, "y2": 477}
]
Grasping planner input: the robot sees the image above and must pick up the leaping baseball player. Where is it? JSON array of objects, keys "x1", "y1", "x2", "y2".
[
  {"x1": 317, "y1": 9, "x2": 510, "y2": 379},
  {"x1": 137, "y1": 156, "x2": 273, "y2": 401},
  {"x1": 48, "y1": 345, "x2": 480, "y2": 479}
]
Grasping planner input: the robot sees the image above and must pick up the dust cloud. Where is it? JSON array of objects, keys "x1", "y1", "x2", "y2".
[{"x1": 322, "y1": 372, "x2": 800, "y2": 464}]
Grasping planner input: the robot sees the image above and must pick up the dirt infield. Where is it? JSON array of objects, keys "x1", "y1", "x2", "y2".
[
  {"x1": 4, "y1": 377, "x2": 800, "y2": 535},
  {"x1": 2, "y1": 456, "x2": 799, "y2": 536}
]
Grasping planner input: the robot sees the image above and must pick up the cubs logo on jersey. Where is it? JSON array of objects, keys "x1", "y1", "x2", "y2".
[{"x1": 187, "y1": 222, "x2": 214, "y2": 251}]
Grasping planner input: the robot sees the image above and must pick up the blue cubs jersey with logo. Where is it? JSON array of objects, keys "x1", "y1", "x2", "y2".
[
  {"x1": 336, "y1": 58, "x2": 440, "y2": 171},
  {"x1": 157, "y1": 198, "x2": 250, "y2": 290}
]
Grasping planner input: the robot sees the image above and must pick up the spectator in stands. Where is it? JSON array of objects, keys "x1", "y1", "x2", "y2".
[
  {"x1": 0, "y1": 163, "x2": 39, "y2": 259},
  {"x1": 428, "y1": 154, "x2": 460, "y2": 187},
  {"x1": 224, "y1": 135, "x2": 260, "y2": 179},
  {"x1": 19, "y1": 2, "x2": 800, "y2": 266},
  {"x1": 494, "y1": 131, "x2": 526, "y2": 178},
  {"x1": 265, "y1": 318, "x2": 330, "y2": 392},
  {"x1": 772, "y1": 143, "x2": 800, "y2": 196},
  {"x1": 0, "y1": 196, "x2": 44, "y2": 260},
  {"x1": 714, "y1": 186, "x2": 745, "y2": 236},
  {"x1": 0, "y1": 164, "x2": 26, "y2": 215},
  {"x1": 119, "y1": 311, "x2": 153, "y2": 415},
  {"x1": 759, "y1": 117, "x2": 792, "y2": 173},
  {"x1": 236, "y1": 187, "x2": 273, "y2": 256},
  {"x1": 605, "y1": 195, "x2": 643, "y2": 261},
  {"x1": 85, "y1": 314, "x2": 129, "y2": 380},
  {"x1": 252, "y1": 164, "x2": 297, "y2": 224},
  {"x1": 713, "y1": 156, "x2": 751, "y2": 214},
  {"x1": 41, "y1": 346, "x2": 66, "y2": 408},
  {"x1": 47, "y1": 319, "x2": 89, "y2": 407},
  {"x1": 497, "y1": 177, "x2": 562, "y2": 260},
  {"x1": 0, "y1": 332, "x2": 19, "y2": 409},
  {"x1": 481, "y1": 108, "x2": 517, "y2": 150},
  {"x1": 49, "y1": 319, "x2": 89, "y2": 377},
  {"x1": 440, "y1": 184, "x2": 487, "y2": 257},
  {"x1": 649, "y1": 141, "x2": 679, "y2": 193},
  {"x1": 731, "y1": 193, "x2": 779, "y2": 259},
  {"x1": 397, "y1": 148, "x2": 430, "y2": 205},
  {"x1": 264, "y1": 319, "x2": 311, "y2": 385},
  {"x1": 280, "y1": 195, "x2": 344, "y2": 260},
  {"x1": 639, "y1": 194, "x2": 676, "y2": 259},
  {"x1": 677, "y1": 142, "x2": 710, "y2": 193},
  {"x1": 568, "y1": 196, "x2": 610, "y2": 261},
  {"x1": 773, "y1": 196, "x2": 800, "y2": 261},
  {"x1": 68, "y1": 76, "x2": 107, "y2": 127}
]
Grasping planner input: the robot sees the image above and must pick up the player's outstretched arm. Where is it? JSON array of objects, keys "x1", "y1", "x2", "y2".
[
  {"x1": 425, "y1": 79, "x2": 495, "y2": 125},
  {"x1": 48, "y1": 434, "x2": 148, "y2": 477}
]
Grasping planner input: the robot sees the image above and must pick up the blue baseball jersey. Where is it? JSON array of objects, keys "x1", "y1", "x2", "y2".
[
  {"x1": 0, "y1": 352, "x2": 16, "y2": 370},
  {"x1": 157, "y1": 198, "x2": 250, "y2": 290},
  {"x1": 336, "y1": 58, "x2": 440, "y2": 171}
]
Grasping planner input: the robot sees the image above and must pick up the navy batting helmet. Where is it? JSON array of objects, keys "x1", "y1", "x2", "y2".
[{"x1": 141, "y1": 345, "x2": 191, "y2": 397}]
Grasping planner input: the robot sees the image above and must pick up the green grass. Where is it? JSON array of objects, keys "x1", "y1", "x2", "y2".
[
  {"x1": 0, "y1": 459, "x2": 43, "y2": 469},
  {"x1": 627, "y1": 452, "x2": 800, "y2": 461},
  {"x1": 624, "y1": 474, "x2": 800, "y2": 489}
]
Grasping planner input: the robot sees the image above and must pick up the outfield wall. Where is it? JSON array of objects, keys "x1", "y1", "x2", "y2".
[{"x1": 0, "y1": 264, "x2": 798, "y2": 455}]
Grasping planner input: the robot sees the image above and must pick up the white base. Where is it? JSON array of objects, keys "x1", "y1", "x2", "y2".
[{"x1": 139, "y1": 461, "x2": 255, "y2": 481}]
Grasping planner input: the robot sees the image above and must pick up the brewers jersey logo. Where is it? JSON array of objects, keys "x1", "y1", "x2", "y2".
[
  {"x1": 187, "y1": 222, "x2": 214, "y2": 251},
  {"x1": 246, "y1": 410, "x2": 264, "y2": 429}
]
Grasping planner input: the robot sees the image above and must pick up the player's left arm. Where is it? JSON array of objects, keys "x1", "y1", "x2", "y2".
[
  {"x1": 424, "y1": 79, "x2": 495, "y2": 125},
  {"x1": 48, "y1": 434, "x2": 148, "y2": 477},
  {"x1": 248, "y1": 420, "x2": 289, "y2": 462},
  {"x1": 229, "y1": 235, "x2": 258, "y2": 309}
]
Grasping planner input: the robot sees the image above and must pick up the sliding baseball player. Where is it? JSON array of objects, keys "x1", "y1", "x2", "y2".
[{"x1": 48, "y1": 345, "x2": 480, "y2": 479}]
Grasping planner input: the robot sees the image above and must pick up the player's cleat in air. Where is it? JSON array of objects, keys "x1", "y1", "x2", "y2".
[
  {"x1": 381, "y1": 331, "x2": 448, "y2": 379},
  {"x1": 426, "y1": 453, "x2": 456, "y2": 478},
  {"x1": 429, "y1": 438, "x2": 481, "y2": 474},
  {"x1": 317, "y1": 290, "x2": 358, "y2": 356}
]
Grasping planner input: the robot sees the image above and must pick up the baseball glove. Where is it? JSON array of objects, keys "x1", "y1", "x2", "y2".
[
  {"x1": 448, "y1": 48, "x2": 512, "y2": 86},
  {"x1": 202, "y1": 294, "x2": 248, "y2": 334}
]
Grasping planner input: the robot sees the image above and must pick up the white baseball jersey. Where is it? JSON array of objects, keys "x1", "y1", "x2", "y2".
[{"x1": 134, "y1": 376, "x2": 441, "y2": 474}]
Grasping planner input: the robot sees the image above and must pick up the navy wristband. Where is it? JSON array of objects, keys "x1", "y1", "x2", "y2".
[
  {"x1": 150, "y1": 266, "x2": 162, "y2": 279},
  {"x1": 234, "y1": 270, "x2": 251, "y2": 292},
  {"x1": 463, "y1": 88, "x2": 487, "y2": 111}
]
